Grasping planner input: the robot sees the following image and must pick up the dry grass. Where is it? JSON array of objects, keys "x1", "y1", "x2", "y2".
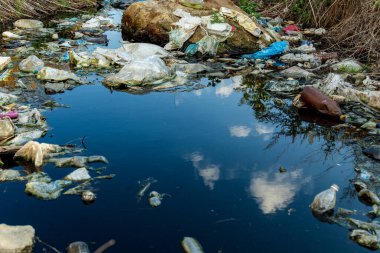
[
  {"x1": 261, "y1": 0, "x2": 380, "y2": 64},
  {"x1": 0, "y1": 0, "x2": 98, "y2": 30}
]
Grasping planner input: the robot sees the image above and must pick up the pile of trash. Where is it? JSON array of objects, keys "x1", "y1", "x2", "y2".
[
  {"x1": 310, "y1": 179, "x2": 380, "y2": 250},
  {"x1": 0, "y1": 10, "x2": 120, "y2": 206},
  {"x1": 0, "y1": 0, "x2": 379, "y2": 251},
  {"x1": 122, "y1": 0, "x2": 276, "y2": 55},
  {"x1": 0, "y1": 139, "x2": 112, "y2": 202},
  {"x1": 136, "y1": 177, "x2": 170, "y2": 207}
]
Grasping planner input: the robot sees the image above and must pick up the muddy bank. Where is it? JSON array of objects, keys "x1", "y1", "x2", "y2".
[{"x1": 0, "y1": 0, "x2": 99, "y2": 32}]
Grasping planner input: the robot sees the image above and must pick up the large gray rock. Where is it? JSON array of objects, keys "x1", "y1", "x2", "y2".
[{"x1": 0, "y1": 224, "x2": 35, "y2": 253}]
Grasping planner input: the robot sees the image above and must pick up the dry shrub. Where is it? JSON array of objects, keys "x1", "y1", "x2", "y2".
[
  {"x1": 0, "y1": 0, "x2": 98, "y2": 30},
  {"x1": 261, "y1": 0, "x2": 380, "y2": 64}
]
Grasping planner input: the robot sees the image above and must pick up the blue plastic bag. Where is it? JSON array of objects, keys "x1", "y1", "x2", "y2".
[
  {"x1": 301, "y1": 40, "x2": 312, "y2": 46},
  {"x1": 185, "y1": 44, "x2": 199, "y2": 56},
  {"x1": 241, "y1": 41, "x2": 289, "y2": 60}
]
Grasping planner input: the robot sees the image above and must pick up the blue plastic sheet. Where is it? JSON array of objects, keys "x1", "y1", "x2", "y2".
[{"x1": 241, "y1": 41, "x2": 289, "y2": 60}]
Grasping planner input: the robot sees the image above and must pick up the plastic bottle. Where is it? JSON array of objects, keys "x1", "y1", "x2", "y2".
[
  {"x1": 310, "y1": 184, "x2": 339, "y2": 214},
  {"x1": 67, "y1": 242, "x2": 90, "y2": 253}
]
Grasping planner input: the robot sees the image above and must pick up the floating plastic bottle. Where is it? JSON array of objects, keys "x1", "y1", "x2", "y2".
[
  {"x1": 310, "y1": 184, "x2": 339, "y2": 214},
  {"x1": 67, "y1": 241, "x2": 90, "y2": 253}
]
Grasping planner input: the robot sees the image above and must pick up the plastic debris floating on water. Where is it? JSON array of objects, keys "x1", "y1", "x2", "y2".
[
  {"x1": 14, "y1": 141, "x2": 64, "y2": 168},
  {"x1": 0, "y1": 111, "x2": 18, "y2": 119},
  {"x1": 70, "y1": 43, "x2": 169, "y2": 68},
  {"x1": 67, "y1": 241, "x2": 91, "y2": 253},
  {"x1": 7, "y1": 130, "x2": 45, "y2": 146},
  {"x1": 104, "y1": 56, "x2": 173, "y2": 87},
  {"x1": 19, "y1": 55, "x2": 44, "y2": 73},
  {"x1": 137, "y1": 177, "x2": 157, "y2": 202},
  {"x1": 25, "y1": 180, "x2": 72, "y2": 200},
  {"x1": 148, "y1": 191, "x2": 170, "y2": 207},
  {"x1": 17, "y1": 108, "x2": 46, "y2": 127},
  {"x1": 298, "y1": 86, "x2": 343, "y2": 118},
  {"x1": 46, "y1": 155, "x2": 108, "y2": 168},
  {"x1": 0, "y1": 117, "x2": 15, "y2": 142},
  {"x1": 64, "y1": 168, "x2": 91, "y2": 181},
  {"x1": 0, "y1": 92, "x2": 17, "y2": 106},
  {"x1": 37, "y1": 67, "x2": 82, "y2": 82},
  {"x1": 310, "y1": 184, "x2": 339, "y2": 214},
  {"x1": 63, "y1": 181, "x2": 92, "y2": 195},
  {"x1": 358, "y1": 189, "x2": 380, "y2": 205},
  {"x1": 349, "y1": 230, "x2": 380, "y2": 250},
  {"x1": 82, "y1": 190, "x2": 96, "y2": 204},
  {"x1": 181, "y1": 237, "x2": 205, "y2": 253},
  {"x1": 0, "y1": 169, "x2": 21, "y2": 182},
  {"x1": 241, "y1": 41, "x2": 289, "y2": 60}
]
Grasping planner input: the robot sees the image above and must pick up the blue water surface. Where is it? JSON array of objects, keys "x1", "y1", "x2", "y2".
[{"x1": 0, "y1": 79, "x2": 368, "y2": 252}]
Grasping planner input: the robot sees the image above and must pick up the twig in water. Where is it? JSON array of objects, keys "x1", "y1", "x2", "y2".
[
  {"x1": 35, "y1": 236, "x2": 62, "y2": 253},
  {"x1": 93, "y1": 239, "x2": 116, "y2": 253},
  {"x1": 81, "y1": 136, "x2": 87, "y2": 149}
]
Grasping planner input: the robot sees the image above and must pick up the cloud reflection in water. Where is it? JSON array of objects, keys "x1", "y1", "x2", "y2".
[
  {"x1": 215, "y1": 76, "x2": 243, "y2": 98},
  {"x1": 230, "y1": 125, "x2": 252, "y2": 138},
  {"x1": 250, "y1": 170, "x2": 309, "y2": 214},
  {"x1": 189, "y1": 152, "x2": 220, "y2": 190}
]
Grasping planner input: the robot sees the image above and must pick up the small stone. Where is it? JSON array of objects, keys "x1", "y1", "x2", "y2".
[
  {"x1": 52, "y1": 33, "x2": 59, "y2": 40},
  {"x1": 0, "y1": 224, "x2": 35, "y2": 253}
]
